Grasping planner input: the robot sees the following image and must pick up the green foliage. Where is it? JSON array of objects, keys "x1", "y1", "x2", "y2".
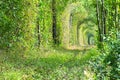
[
  {"x1": 0, "y1": 0, "x2": 119, "y2": 80},
  {"x1": 0, "y1": 0, "x2": 23, "y2": 49},
  {"x1": 0, "y1": 48, "x2": 98, "y2": 80},
  {"x1": 89, "y1": 36, "x2": 120, "y2": 79},
  {"x1": 89, "y1": 0, "x2": 120, "y2": 79},
  {"x1": 38, "y1": 0, "x2": 53, "y2": 46},
  {"x1": 0, "y1": 0, "x2": 38, "y2": 52}
]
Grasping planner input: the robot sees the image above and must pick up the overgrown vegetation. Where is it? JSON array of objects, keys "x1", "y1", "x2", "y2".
[
  {"x1": 0, "y1": 0, "x2": 120, "y2": 79},
  {"x1": 0, "y1": 48, "x2": 98, "y2": 80},
  {"x1": 89, "y1": 34, "x2": 120, "y2": 80},
  {"x1": 88, "y1": 0, "x2": 120, "y2": 79}
]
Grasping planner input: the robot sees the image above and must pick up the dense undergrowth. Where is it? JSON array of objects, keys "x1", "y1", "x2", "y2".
[
  {"x1": 89, "y1": 38, "x2": 120, "y2": 80},
  {"x1": 0, "y1": 48, "x2": 98, "y2": 80}
]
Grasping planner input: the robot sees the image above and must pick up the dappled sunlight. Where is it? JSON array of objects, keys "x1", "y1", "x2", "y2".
[{"x1": 0, "y1": 0, "x2": 119, "y2": 79}]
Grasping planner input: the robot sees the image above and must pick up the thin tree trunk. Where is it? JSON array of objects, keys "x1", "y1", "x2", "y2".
[
  {"x1": 101, "y1": 0, "x2": 106, "y2": 35},
  {"x1": 77, "y1": 26, "x2": 80, "y2": 45},
  {"x1": 96, "y1": 0, "x2": 102, "y2": 42},
  {"x1": 115, "y1": 0, "x2": 118, "y2": 38},
  {"x1": 117, "y1": 0, "x2": 120, "y2": 38},
  {"x1": 36, "y1": 3, "x2": 41, "y2": 47},
  {"x1": 37, "y1": 18, "x2": 40, "y2": 47},
  {"x1": 52, "y1": 0, "x2": 57, "y2": 44}
]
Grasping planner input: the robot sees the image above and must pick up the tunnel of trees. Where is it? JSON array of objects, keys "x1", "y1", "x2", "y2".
[{"x1": 0, "y1": 0, "x2": 120, "y2": 79}]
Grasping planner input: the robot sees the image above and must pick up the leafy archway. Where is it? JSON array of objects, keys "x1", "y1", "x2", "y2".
[{"x1": 62, "y1": 1, "x2": 97, "y2": 48}]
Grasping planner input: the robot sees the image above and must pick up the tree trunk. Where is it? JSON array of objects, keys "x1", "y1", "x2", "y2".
[
  {"x1": 37, "y1": 18, "x2": 40, "y2": 47},
  {"x1": 101, "y1": 0, "x2": 106, "y2": 36},
  {"x1": 96, "y1": 0, "x2": 102, "y2": 42},
  {"x1": 77, "y1": 25, "x2": 80, "y2": 45},
  {"x1": 52, "y1": 0, "x2": 57, "y2": 44}
]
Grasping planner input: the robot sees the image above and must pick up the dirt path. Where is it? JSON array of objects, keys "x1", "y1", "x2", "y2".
[{"x1": 68, "y1": 45, "x2": 96, "y2": 50}]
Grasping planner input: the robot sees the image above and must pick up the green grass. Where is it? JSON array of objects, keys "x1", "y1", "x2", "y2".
[{"x1": 0, "y1": 48, "x2": 99, "y2": 80}]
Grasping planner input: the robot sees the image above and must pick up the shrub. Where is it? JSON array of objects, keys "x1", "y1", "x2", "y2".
[{"x1": 89, "y1": 38, "x2": 120, "y2": 80}]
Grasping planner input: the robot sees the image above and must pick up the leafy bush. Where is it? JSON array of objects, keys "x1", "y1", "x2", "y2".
[{"x1": 89, "y1": 38, "x2": 120, "y2": 80}]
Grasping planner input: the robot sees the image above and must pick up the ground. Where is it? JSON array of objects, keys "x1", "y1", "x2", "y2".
[{"x1": 0, "y1": 47, "x2": 98, "y2": 80}]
